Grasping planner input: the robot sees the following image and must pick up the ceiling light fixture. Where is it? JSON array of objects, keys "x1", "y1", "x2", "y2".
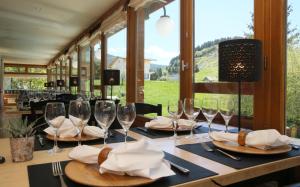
[{"x1": 156, "y1": 6, "x2": 174, "y2": 37}]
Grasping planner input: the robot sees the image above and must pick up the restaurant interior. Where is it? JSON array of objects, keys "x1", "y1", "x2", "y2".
[{"x1": 1, "y1": 0, "x2": 300, "y2": 186}]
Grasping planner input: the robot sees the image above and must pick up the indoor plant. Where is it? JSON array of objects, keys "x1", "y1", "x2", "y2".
[{"x1": 2, "y1": 117, "x2": 44, "y2": 162}]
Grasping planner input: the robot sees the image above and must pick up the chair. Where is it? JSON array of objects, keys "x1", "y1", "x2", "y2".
[{"x1": 135, "y1": 103, "x2": 162, "y2": 116}]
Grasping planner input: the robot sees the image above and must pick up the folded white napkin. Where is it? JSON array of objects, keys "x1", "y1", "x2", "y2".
[
  {"x1": 145, "y1": 116, "x2": 196, "y2": 129},
  {"x1": 69, "y1": 139, "x2": 175, "y2": 179},
  {"x1": 210, "y1": 129, "x2": 291, "y2": 150},
  {"x1": 44, "y1": 118, "x2": 104, "y2": 138},
  {"x1": 48, "y1": 116, "x2": 66, "y2": 128}
]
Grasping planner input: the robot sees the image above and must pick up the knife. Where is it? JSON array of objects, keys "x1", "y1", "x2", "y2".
[
  {"x1": 216, "y1": 148, "x2": 241, "y2": 161},
  {"x1": 200, "y1": 142, "x2": 214, "y2": 152},
  {"x1": 167, "y1": 160, "x2": 190, "y2": 174},
  {"x1": 37, "y1": 134, "x2": 45, "y2": 147}
]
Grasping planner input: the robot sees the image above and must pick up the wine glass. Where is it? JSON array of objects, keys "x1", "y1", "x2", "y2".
[
  {"x1": 183, "y1": 98, "x2": 201, "y2": 138},
  {"x1": 117, "y1": 103, "x2": 136, "y2": 143},
  {"x1": 202, "y1": 97, "x2": 218, "y2": 135},
  {"x1": 94, "y1": 100, "x2": 116, "y2": 146},
  {"x1": 44, "y1": 102, "x2": 66, "y2": 154},
  {"x1": 219, "y1": 99, "x2": 235, "y2": 132},
  {"x1": 167, "y1": 100, "x2": 183, "y2": 138},
  {"x1": 69, "y1": 99, "x2": 91, "y2": 146}
]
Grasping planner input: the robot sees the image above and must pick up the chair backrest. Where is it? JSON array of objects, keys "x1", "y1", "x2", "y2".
[{"x1": 135, "y1": 103, "x2": 162, "y2": 116}]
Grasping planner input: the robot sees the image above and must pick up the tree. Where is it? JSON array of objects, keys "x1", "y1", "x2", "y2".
[{"x1": 245, "y1": 5, "x2": 300, "y2": 46}]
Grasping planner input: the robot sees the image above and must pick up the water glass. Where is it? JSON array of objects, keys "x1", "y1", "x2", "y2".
[
  {"x1": 167, "y1": 100, "x2": 183, "y2": 138},
  {"x1": 183, "y1": 98, "x2": 201, "y2": 138},
  {"x1": 69, "y1": 99, "x2": 91, "y2": 146},
  {"x1": 94, "y1": 100, "x2": 116, "y2": 146},
  {"x1": 44, "y1": 102, "x2": 66, "y2": 154},
  {"x1": 117, "y1": 103, "x2": 136, "y2": 143},
  {"x1": 202, "y1": 97, "x2": 218, "y2": 134},
  {"x1": 219, "y1": 99, "x2": 235, "y2": 132}
]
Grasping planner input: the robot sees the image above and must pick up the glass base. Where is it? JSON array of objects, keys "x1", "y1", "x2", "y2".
[{"x1": 48, "y1": 146, "x2": 62, "y2": 154}]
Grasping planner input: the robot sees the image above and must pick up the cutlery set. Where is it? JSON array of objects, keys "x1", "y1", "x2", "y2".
[{"x1": 52, "y1": 162, "x2": 67, "y2": 187}]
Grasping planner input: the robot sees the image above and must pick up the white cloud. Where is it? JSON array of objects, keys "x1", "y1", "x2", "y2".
[{"x1": 145, "y1": 45, "x2": 178, "y2": 60}]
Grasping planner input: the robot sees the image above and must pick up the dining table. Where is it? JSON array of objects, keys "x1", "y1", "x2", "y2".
[{"x1": 0, "y1": 123, "x2": 300, "y2": 187}]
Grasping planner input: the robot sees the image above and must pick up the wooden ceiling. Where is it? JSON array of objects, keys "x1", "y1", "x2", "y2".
[{"x1": 0, "y1": 0, "x2": 118, "y2": 65}]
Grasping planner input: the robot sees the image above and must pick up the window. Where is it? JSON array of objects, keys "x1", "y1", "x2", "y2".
[
  {"x1": 71, "y1": 52, "x2": 78, "y2": 76},
  {"x1": 144, "y1": 0, "x2": 180, "y2": 115},
  {"x1": 193, "y1": 0, "x2": 254, "y2": 127},
  {"x1": 28, "y1": 67, "x2": 47, "y2": 74},
  {"x1": 94, "y1": 43, "x2": 102, "y2": 96},
  {"x1": 286, "y1": 0, "x2": 300, "y2": 138},
  {"x1": 107, "y1": 28, "x2": 127, "y2": 102},
  {"x1": 4, "y1": 66, "x2": 25, "y2": 73},
  {"x1": 80, "y1": 46, "x2": 91, "y2": 94}
]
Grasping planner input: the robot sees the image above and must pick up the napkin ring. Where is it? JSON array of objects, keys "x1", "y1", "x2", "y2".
[
  {"x1": 238, "y1": 131, "x2": 248, "y2": 146},
  {"x1": 98, "y1": 147, "x2": 112, "y2": 165}
]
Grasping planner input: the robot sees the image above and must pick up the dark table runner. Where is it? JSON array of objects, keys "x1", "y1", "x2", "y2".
[
  {"x1": 34, "y1": 130, "x2": 135, "y2": 151},
  {"x1": 27, "y1": 152, "x2": 217, "y2": 187},
  {"x1": 177, "y1": 142, "x2": 300, "y2": 169},
  {"x1": 131, "y1": 126, "x2": 217, "y2": 139}
]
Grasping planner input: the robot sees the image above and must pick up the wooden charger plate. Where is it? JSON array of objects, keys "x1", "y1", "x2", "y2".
[
  {"x1": 147, "y1": 126, "x2": 191, "y2": 132},
  {"x1": 46, "y1": 134, "x2": 100, "y2": 142},
  {"x1": 65, "y1": 160, "x2": 156, "y2": 187},
  {"x1": 212, "y1": 141, "x2": 292, "y2": 155}
]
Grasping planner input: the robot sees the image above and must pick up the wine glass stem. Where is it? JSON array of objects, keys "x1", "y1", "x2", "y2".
[
  {"x1": 208, "y1": 120, "x2": 212, "y2": 134},
  {"x1": 103, "y1": 130, "x2": 108, "y2": 146},
  {"x1": 78, "y1": 131, "x2": 82, "y2": 146},
  {"x1": 225, "y1": 120, "x2": 229, "y2": 133},
  {"x1": 173, "y1": 120, "x2": 177, "y2": 137},
  {"x1": 125, "y1": 130, "x2": 128, "y2": 143}
]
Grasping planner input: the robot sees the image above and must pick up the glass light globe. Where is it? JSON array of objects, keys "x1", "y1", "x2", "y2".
[
  {"x1": 156, "y1": 16, "x2": 175, "y2": 37},
  {"x1": 95, "y1": 48, "x2": 101, "y2": 59}
]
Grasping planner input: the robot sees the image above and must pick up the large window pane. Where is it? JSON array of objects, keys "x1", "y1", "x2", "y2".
[
  {"x1": 107, "y1": 28, "x2": 127, "y2": 102},
  {"x1": 286, "y1": 0, "x2": 300, "y2": 137},
  {"x1": 194, "y1": 0, "x2": 254, "y2": 119},
  {"x1": 94, "y1": 43, "x2": 102, "y2": 96},
  {"x1": 80, "y1": 46, "x2": 91, "y2": 94},
  {"x1": 144, "y1": 0, "x2": 180, "y2": 116}
]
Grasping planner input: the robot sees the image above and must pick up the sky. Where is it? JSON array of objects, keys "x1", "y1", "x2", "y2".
[{"x1": 107, "y1": 0, "x2": 300, "y2": 66}]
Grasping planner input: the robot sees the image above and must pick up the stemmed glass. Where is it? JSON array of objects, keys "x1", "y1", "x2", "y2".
[
  {"x1": 94, "y1": 100, "x2": 116, "y2": 146},
  {"x1": 44, "y1": 102, "x2": 66, "y2": 154},
  {"x1": 219, "y1": 99, "x2": 235, "y2": 132},
  {"x1": 117, "y1": 103, "x2": 136, "y2": 143},
  {"x1": 167, "y1": 100, "x2": 183, "y2": 138},
  {"x1": 202, "y1": 97, "x2": 218, "y2": 135},
  {"x1": 69, "y1": 99, "x2": 91, "y2": 146},
  {"x1": 183, "y1": 98, "x2": 201, "y2": 138}
]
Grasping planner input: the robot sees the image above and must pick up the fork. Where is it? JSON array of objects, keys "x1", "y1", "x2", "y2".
[{"x1": 52, "y1": 162, "x2": 68, "y2": 187}]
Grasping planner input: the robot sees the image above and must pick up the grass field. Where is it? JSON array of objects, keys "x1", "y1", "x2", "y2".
[{"x1": 144, "y1": 80, "x2": 179, "y2": 116}]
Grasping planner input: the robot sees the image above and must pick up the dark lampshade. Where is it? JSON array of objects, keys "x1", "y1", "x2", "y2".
[
  {"x1": 218, "y1": 39, "x2": 262, "y2": 82},
  {"x1": 44, "y1": 83, "x2": 48, "y2": 87},
  {"x1": 48, "y1": 81, "x2": 54, "y2": 87},
  {"x1": 56, "y1": 80, "x2": 65, "y2": 87},
  {"x1": 103, "y1": 69, "x2": 120, "y2": 85},
  {"x1": 69, "y1": 77, "x2": 79, "y2": 87}
]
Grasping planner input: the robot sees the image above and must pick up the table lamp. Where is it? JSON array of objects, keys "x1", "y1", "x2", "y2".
[
  {"x1": 56, "y1": 80, "x2": 65, "y2": 87},
  {"x1": 218, "y1": 39, "x2": 262, "y2": 131},
  {"x1": 70, "y1": 77, "x2": 79, "y2": 94},
  {"x1": 103, "y1": 69, "x2": 120, "y2": 100}
]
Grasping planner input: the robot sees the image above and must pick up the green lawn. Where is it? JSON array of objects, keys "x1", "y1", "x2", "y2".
[{"x1": 144, "y1": 80, "x2": 179, "y2": 116}]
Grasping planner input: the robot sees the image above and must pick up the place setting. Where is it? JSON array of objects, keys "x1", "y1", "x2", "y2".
[
  {"x1": 35, "y1": 100, "x2": 136, "y2": 151},
  {"x1": 177, "y1": 129, "x2": 300, "y2": 169},
  {"x1": 131, "y1": 99, "x2": 214, "y2": 139},
  {"x1": 27, "y1": 139, "x2": 218, "y2": 187}
]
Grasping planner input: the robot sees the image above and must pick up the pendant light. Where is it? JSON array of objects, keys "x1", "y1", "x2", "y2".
[{"x1": 156, "y1": 6, "x2": 174, "y2": 37}]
